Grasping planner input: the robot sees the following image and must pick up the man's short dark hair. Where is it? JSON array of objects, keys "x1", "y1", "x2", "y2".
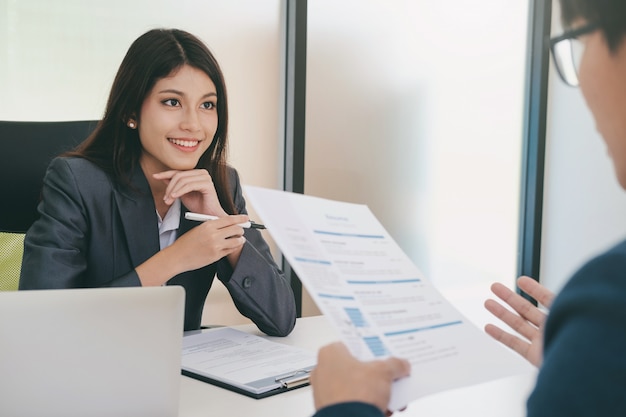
[{"x1": 560, "y1": 0, "x2": 626, "y2": 52}]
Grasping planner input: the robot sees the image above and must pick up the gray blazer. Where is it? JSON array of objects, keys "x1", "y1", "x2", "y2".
[{"x1": 19, "y1": 157, "x2": 296, "y2": 335}]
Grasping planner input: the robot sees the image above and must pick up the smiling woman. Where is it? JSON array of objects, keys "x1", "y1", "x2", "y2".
[{"x1": 17, "y1": 28, "x2": 297, "y2": 337}]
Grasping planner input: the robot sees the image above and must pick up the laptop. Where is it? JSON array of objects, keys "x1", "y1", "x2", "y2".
[{"x1": 0, "y1": 286, "x2": 185, "y2": 417}]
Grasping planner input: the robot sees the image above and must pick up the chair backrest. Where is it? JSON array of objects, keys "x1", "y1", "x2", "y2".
[
  {"x1": 0, "y1": 120, "x2": 98, "y2": 290},
  {"x1": 0, "y1": 120, "x2": 98, "y2": 233}
]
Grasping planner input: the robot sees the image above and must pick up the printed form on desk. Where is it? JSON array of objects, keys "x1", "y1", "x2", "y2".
[
  {"x1": 243, "y1": 186, "x2": 533, "y2": 411},
  {"x1": 182, "y1": 327, "x2": 316, "y2": 398}
]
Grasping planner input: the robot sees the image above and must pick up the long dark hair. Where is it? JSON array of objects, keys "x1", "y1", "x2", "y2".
[
  {"x1": 560, "y1": 0, "x2": 626, "y2": 52},
  {"x1": 68, "y1": 28, "x2": 236, "y2": 214}
]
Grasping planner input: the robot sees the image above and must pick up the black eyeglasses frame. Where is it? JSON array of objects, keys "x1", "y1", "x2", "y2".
[{"x1": 549, "y1": 23, "x2": 599, "y2": 86}]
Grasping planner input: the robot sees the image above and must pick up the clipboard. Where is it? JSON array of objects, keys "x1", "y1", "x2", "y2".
[
  {"x1": 181, "y1": 327, "x2": 316, "y2": 399},
  {"x1": 182, "y1": 366, "x2": 313, "y2": 399}
]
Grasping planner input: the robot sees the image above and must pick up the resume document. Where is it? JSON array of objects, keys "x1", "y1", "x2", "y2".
[{"x1": 244, "y1": 186, "x2": 532, "y2": 410}]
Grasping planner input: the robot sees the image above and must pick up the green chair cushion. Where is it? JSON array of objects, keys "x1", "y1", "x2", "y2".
[{"x1": 0, "y1": 232, "x2": 25, "y2": 291}]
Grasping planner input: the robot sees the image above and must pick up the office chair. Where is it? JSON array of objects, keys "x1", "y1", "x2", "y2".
[{"x1": 0, "y1": 120, "x2": 98, "y2": 290}]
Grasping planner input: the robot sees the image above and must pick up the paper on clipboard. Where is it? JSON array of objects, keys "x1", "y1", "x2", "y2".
[
  {"x1": 181, "y1": 327, "x2": 316, "y2": 399},
  {"x1": 243, "y1": 186, "x2": 532, "y2": 410}
]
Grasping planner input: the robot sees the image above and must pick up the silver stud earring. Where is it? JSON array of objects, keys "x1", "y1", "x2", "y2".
[{"x1": 128, "y1": 121, "x2": 136, "y2": 129}]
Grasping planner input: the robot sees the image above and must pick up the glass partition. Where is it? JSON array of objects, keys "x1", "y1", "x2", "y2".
[{"x1": 305, "y1": 0, "x2": 529, "y2": 324}]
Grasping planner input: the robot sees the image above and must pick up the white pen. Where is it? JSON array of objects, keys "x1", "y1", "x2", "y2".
[{"x1": 184, "y1": 212, "x2": 266, "y2": 230}]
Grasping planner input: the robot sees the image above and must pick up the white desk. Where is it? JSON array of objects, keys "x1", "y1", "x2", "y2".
[{"x1": 178, "y1": 315, "x2": 537, "y2": 417}]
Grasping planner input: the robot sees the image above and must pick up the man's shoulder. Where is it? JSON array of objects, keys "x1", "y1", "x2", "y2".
[
  {"x1": 568, "y1": 238, "x2": 626, "y2": 290},
  {"x1": 548, "y1": 237, "x2": 626, "y2": 329}
]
